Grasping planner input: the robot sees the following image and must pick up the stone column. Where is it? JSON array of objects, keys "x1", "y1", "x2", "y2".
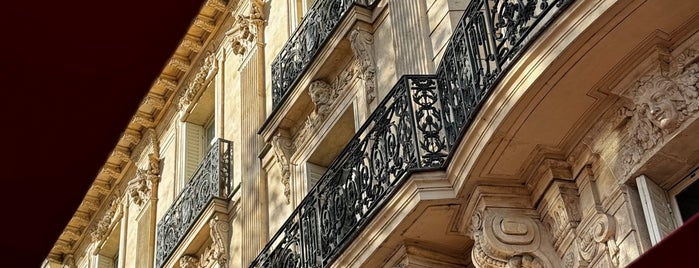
[
  {"x1": 389, "y1": 0, "x2": 435, "y2": 75},
  {"x1": 237, "y1": 0, "x2": 269, "y2": 264}
]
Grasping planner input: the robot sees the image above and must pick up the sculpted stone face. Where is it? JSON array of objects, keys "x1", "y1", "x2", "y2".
[{"x1": 641, "y1": 78, "x2": 682, "y2": 130}]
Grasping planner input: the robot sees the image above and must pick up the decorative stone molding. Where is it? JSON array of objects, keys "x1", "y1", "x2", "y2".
[
  {"x1": 122, "y1": 131, "x2": 141, "y2": 145},
  {"x1": 182, "y1": 38, "x2": 204, "y2": 53},
  {"x1": 91, "y1": 182, "x2": 111, "y2": 195},
  {"x1": 155, "y1": 77, "x2": 178, "y2": 91},
  {"x1": 62, "y1": 253, "x2": 76, "y2": 268},
  {"x1": 350, "y1": 28, "x2": 377, "y2": 103},
  {"x1": 132, "y1": 113, "x2": 154, "y2": 128},
  {"x1": 272, "y1": 133, "x2": 295, "y2": 204},
  {"x1": 538, "y1": 182, "x2": 581, "y2": 247},
  {"x1": 205, "y1": 0, "x2": 227, "y2": 12},
  {"x1": 194, "y1": 17, "x2": 215, "y2": 32},
  {"x1": 111, "y1": 148, "x2": 131, "y2": 163},
  {"x1": 179, "y1": 51, "x2": 218, "y2": 111},
  {"x1": 470, "y1": 208, "x2": 561, "y2": 268},
  {"x1": 169, "y1": 57, "x2": 191, "y2": 72},
  {"x1": 576, "y1": 213, "x2": 619, "y2": 267},
  {"x1": 100, "y1": 166, "x2": 121, "y2": 179},
  {"x1": 619, "y1": 51, "x2": 699, "y2": 175}
]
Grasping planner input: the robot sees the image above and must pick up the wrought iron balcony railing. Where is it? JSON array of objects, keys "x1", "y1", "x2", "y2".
[
  {"x1": 253, "y1": 0, "x2": 572, "y2": 267},
  {"x1": 155, "y1": 139, "x2": 235, "y2": 268},
  {"x1": 271, "y1": 0, "x2": 377, "y2": 110}
]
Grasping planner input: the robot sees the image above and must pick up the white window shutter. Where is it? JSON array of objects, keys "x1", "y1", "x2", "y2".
[
  {"x1": 182, "y1": 122, "x2": 204, "y2": 182},
  {"x1": 306, "y1": 162, "x2": 327, "y2": 192},
  {"x1": 92, "y1": 254, "x2": 114, "y2": 268},
  {"x1": 636, "y1": 174, "x2": 677, "y2": 245}
]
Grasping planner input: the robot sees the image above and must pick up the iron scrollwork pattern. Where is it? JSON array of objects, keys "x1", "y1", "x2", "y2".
[
  {"x1": 271, "y1": 0, "x2": 376, "y2": 109},
  {"x1": 155, "y1": 139, "x2": 235, "y2": 268},
  {"x1": 255, "y1": 0, "x2": 571, "y2": 266}
]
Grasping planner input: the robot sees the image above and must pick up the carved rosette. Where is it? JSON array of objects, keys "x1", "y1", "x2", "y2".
[
  {"x1": 619, "y1": 51, "x2": 699, "y2": 175},
  {"x1": 272, "y1": 134, "x2": 296, "y2": 204},
  {"x1": 349, "y1": 28, "x2": 377, "y2": 103},
  {"x1": 576, "y1": 213, "x2": 619, "y2": 266},
  {"x1": 470, "y1": 209, "x2": 561, "y2": 268}
]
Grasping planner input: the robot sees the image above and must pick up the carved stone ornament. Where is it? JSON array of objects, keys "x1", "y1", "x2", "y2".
[
  {"x1": 90, "y1": 194, "x2": 122, "y2": 248},
  {"x1": 540, "y1": 184, "x2": 581, "y2": 246},
  {"x1": 470, "y1": 209, "x2": 562, "y2": 268},
  {"x1": 619, "y1": 55, "x2": 699, "y2": 175},
  {"x1": 179, "y1": 255, "x2": 200, "y2": 268},
  {"x1": 127, "y1": 170, "x2": 152, "y2": 207},
  {"x1": 349, "y1": 28, "x2": 377, "y2": 103},
  {"x1": 294, "y1": 66, "x2": 358, "y2": 149},
  {"x1": 228, "y1": 0, "x2": 265, "y2": 56},
  {"x1": 208, "y1": 216, "x2": 230, "y2": 267},
  {"x1": 272, "y1": 133, "x2": 296, "y2": 204},
  {"x1": 309, "y1": 80, "x2": 336, "y2": 121},
  {"x1": 179, "y1": 51, "x2": 218, "y2": 111},
  {"x1": 576, "y1": 213, "x2": 619, "y2": 266}
]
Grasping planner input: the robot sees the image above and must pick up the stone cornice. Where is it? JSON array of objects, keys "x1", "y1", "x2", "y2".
[{"x1": 47, "y1": 0, "x2": 241, "y2": 261}]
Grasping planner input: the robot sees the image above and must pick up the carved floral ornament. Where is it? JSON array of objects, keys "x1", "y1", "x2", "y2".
[{"x1": 619, "y1": 51, "x2": 699, "y2": 175}]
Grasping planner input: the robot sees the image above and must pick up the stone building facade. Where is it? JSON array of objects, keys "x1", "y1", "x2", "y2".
[{"x1": 44, "y1": 0, "x2": 699, "y2": 267}]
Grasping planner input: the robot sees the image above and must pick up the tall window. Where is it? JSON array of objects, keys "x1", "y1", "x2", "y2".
[
  {"x1": 290, "y1": 0, "x2": 316, "y2": 30},
  {"x1": 180, "y1": 82, "x2": 217, "y2": 185}
]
